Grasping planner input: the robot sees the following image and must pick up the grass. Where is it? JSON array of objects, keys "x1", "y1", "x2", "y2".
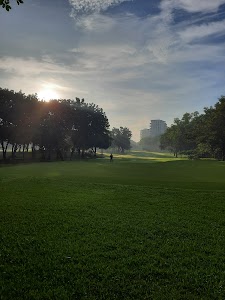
[{"x1": 1, "y1": 151, "x2": 225, "y2": 299}]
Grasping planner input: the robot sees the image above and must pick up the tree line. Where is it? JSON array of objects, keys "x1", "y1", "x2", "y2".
[
  {"x1": 160, "y1": 96, "x2": 225, "y2": 160},
  {"x1": 0, "y1": 88, "x2": 132, "y2": 162}
]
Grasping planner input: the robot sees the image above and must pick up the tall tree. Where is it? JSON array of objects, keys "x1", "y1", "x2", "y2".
[
  {"x1": 0, "y1": 88, "x2": 20, "y2": 160},
  {"x1": 70, "y1": 98, "x2": 111, "y2": 158},
  {"x1": 202, "y1": 97, "x2": 225, "y2": 160},
  {"x1": 37, "y1": 100, "x2": 74, "y2": 161},
  {"x1": 111, "y1": 127, "x2": 132, "y2": 153},
  {"x1": 160, "y1": 112, "x2": 199, "y2": 157}
]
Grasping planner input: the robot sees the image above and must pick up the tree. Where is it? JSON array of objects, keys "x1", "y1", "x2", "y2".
[
  {"x1": 0, "y1": 88, "x2": 111, "y2": 162},
  {"x1": 0, "y1": 0, "x2": 23, "y2": 11},
  {"x1": 160, "y1": 97, "x2": 225, "y2": 160},
  {"x1": 36, "y1": 100, "x2": 75, "y2": 161},
  {"x1": 69, "y1": 98, "x2": 111, "y2": 158},
  {"x1": 160, "y1": 125, "x2": 180, "y2": 157},
  {"x1": 87, "y1": 103, "x2": 111, "y2": 155},
  {"x1": 201, "y1": 97, "x2": 225, "y2": 160},
  {"x1": 0, "y1": 88, "x2": 20, "y2": 161},
  {"x1": 160, "y1": 112, "x2": 199, "y2": 157},
  {"x1": 111, "y1": 127, "x2": 132, "y2": 153}
]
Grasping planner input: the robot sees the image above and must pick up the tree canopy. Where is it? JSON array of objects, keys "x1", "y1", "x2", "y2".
[
  {"x1": 160, "y1": 96, "x2": 225, "y2": 160},
  {"x1": 0, "y1": 88, "x2": 111, "y2": 161},
  {"x1": 111, "y1": 127, "x2": 132, "y2": 153}
]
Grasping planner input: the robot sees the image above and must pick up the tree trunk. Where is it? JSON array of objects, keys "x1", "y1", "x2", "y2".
[
  {"x1": 22, "y1": 144, "x2": 25, "y2": 160},
  {"x1": 1, "y1": 141, "x2": 8, "y2": 161},
  {"x1": 56, "y1": 149, "x2": 64, "y2": 161},
  {"x1": 32, "y1": 144, "x2": 36, "y2": 160},
  {"x1": 70, "y1": 147, "x2": 75, "y2": 160},
  {"x1": 12, "y1": 143, "x2": 18, "y2": 158},
  {"x1": 222, "y1": 148, "x2": 225, "y2": 161},
  {"x1": 47, "y1": 148, "x2": 51, "y2": 161},
  {"x1": 40, "y1": 148, "x2": 45, "y2": 160},
  {"x1": 3, "y1": 149, "x2": 7, "y2": 161},
  {"x1": 59, "y1": 150, "x2": 64, "y2": 161}
]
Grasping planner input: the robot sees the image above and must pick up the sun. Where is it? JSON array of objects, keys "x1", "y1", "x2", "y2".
[{"x1": 38, "y1": 88, "x2": 59, "y2": 101}]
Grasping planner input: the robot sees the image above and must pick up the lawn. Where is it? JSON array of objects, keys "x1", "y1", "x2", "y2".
[{"x1": 1, "y1": 152, "x2": 225, "y2": 299}]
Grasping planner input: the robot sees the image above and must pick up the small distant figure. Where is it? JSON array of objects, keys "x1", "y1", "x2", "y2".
[{"x1": 110, "y1": 153, "x2": 113, "y2": 162}]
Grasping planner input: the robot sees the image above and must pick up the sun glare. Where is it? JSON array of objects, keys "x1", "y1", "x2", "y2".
[{"x1": 38, "y1": 88, "x2": 59, "y2": 101}]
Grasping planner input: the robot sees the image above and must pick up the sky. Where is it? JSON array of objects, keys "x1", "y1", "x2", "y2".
[{"x1": 0, "y1": 0, "x2": 225, "y2": 141}]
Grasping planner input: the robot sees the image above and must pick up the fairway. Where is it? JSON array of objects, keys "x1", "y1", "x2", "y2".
[{"x1": 1, "y1": 152, "x2": 225, "y2": 299}]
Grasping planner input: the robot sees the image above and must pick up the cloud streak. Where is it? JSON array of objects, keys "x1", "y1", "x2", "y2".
[
  {"x1": 161, "y1": 0, "x2": 225, "y2": 13},
  {"x1": 179, "y1": 19, "x2": 225, "y2": 42},
  {"x1": 69, "y1": 0, "x2": 132, "y2": 16}
]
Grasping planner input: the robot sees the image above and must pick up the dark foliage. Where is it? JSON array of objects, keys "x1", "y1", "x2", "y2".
[
  {"x1": 0, "y1": 88, "x2": 111, "y2": 161},
  {"x1": 111, "y1": 126, "x2": 132, "y2": 153},
  {"x1": 160, "y1": 96, "x2": 225, "y2": 160},
  {"x1": 0, "y1": 0, "x2": 23, "y2": 11}
]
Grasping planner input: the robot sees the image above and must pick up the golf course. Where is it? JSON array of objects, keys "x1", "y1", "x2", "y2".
[{"x1": 1, "y1": 151, "x2": 225, "y2": 299}]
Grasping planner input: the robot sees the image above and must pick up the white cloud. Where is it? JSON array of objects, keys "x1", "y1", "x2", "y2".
[
  {"x1": 179, "y1": 20, "x2": 225, "y2": 42},
  {"x1": 65, "y1": 5, "x2": 225, "y2": 111},
  {"x1": 0, "y1": 56, "x2": 76, "y2": 76},
  {"x1": 75, "y1": 13, "x2": 117, "y2": 32},
  {"x1": 169, "y1": 43, "x2": 225, "y2": 63},
  {"x1": 71, "y1": 12, "x2": 176, "y2": 69},
  {"x1": 69, "y1": 0, "x2": 132, "y2": 17},
  {"x1": 161, "y1": 0, "x2": 225, "y2": 13}
]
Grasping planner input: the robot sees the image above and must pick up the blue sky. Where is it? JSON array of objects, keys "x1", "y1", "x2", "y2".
[{"x1": 1, "y1": 0, "x2": 225, "y2": 141}]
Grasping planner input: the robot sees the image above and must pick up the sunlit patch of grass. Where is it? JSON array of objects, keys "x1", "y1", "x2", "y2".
[
  {"x1": 104, "y1": 150, "x2": 184, "y2": 163},
  {"x1": 130, "y1": 150, "x2": 177, "y2": 158}
]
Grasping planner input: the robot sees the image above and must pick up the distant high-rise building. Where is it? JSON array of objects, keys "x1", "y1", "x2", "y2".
[
  {"x1": 150, "y1": 119, "x2": 167, "y2": 137},
  {"x1": 140, "y1": 128, "x2": 150, "y2": 140}
]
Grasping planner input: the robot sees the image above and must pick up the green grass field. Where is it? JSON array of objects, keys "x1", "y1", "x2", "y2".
[{"x1": 1, "y1": 151, "x2": 225, "y2": 299}]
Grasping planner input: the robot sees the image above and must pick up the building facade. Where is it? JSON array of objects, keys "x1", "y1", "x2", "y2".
[
  {"x1": 149, "y1": 119, "x2": 167, "y2": 137},
  {"x1": 140, "y1": 128, "x2": 150, "y2": 140}
]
